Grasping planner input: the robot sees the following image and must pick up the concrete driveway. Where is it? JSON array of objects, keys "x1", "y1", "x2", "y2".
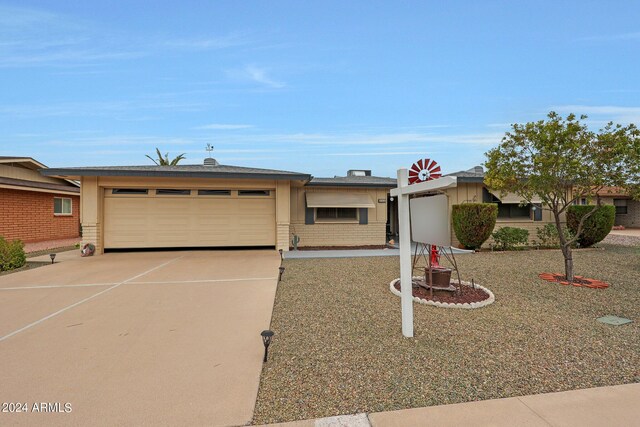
[{"x1": 0, "y1": 250, "x2": 280, "y2": 427}]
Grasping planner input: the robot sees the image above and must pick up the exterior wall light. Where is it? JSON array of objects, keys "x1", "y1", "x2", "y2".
[{"x1": 261, "y1": 330, "x2": 274, "y2": 362}]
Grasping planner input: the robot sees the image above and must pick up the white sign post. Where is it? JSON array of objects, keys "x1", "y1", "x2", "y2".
[{"x1": 391, "y1": 170, "x2": 457, "y2": 338}]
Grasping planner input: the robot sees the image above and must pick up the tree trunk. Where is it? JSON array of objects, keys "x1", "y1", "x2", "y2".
[
  {"x1": 552, "y1": 209, "x2": 574, "y2": 282},
  {"x1": 564, "y1": 250, "x2": 574, "y2": 282}
]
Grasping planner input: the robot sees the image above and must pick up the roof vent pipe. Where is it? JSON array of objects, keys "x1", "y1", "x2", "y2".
[{"x1": 204, "y1": 158, "x2": 219, "y2": 166}]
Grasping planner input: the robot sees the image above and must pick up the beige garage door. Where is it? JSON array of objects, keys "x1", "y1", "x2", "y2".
[{"x1": 104, "y1": 189, "x2": 276, "y2": 249}]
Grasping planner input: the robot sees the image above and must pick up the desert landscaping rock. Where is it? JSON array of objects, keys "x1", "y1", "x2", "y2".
[{"x1": 252, "y1": 243, "x2": 639, "y2": 425}]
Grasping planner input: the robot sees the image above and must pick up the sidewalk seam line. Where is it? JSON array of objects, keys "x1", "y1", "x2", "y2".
[{"x1": 516, "y1": 397, "x2": 555, "y2": 427}]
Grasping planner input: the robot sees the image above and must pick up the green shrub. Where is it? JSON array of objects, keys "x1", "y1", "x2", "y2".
[
  {"x1": 491, "y1": 227, "x2": 529, "y2": 250},
  {"x1": 567, "y1": 205, "x2": 615, "y2": 247},
  {"x1": 451, "y1": 203, "x2": 498, "y2": 249},
  {"x1": 535, "y1": 223, "x2": 574, "y2": 248},
  {"x1": 0, "y1": 237, "x2": 26, "y2": 272}
]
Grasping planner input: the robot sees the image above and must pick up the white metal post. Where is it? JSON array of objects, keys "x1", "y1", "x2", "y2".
[{"x1": 397, "y1": 168, "x2": 414, "y2": 338}]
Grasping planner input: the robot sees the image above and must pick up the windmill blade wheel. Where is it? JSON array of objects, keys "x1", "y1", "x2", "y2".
[{"x1": 408, "y1": 158, "x2": 442, "y2": 184}]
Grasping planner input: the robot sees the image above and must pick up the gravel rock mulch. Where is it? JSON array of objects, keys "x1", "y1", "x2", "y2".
[
  {"x1": 602, "y1": 233, "x2": 640, "y2": 247},
  {"x1": 252, "y1": 243, "x2": 640, "y2": 424},
  {"x1": 26, "y1": 246, "x2": 78, "y2": 258},
  {"x1": 0, "y1": 261, "x2": 49, "y2": 276}
]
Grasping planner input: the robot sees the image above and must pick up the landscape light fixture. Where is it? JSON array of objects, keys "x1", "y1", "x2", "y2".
[
  {"x1": 278, "y1": 266, "x2": 285, "y2": 282},
  {"x1": 260, "y1": 330, "x2": 274, "y2": 362},
  {"x1": 278, "y1": 249, "x2": 283, "y2": 260},
  {"x1": 49, "y1": 253, "x2": 56, "y2": 264}
]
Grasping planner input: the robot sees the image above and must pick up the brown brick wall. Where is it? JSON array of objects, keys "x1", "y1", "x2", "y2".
[
  {"x1": 615, "y1": 200, "x2": 640, "y2": 228},
  {"x1": 290, "y1": 222, "x2": 387, "y2": 247},
  {"x1": 0, "y1": 188, "x2": 80, "y2": 242}
]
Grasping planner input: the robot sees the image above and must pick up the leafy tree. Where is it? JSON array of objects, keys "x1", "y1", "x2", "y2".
[
  {"x1": 484, "y1": 112, "x2": 639, "y2": 282},
  {"x1": 146, "y1": 148, "x2": 186, "y2": 166}
]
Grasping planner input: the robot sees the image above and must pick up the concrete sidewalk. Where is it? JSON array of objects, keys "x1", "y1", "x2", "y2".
[
  {"x1": 285, "y1": 244, "x2": 473, "y2": 259},
  {"x1": 258, "y1": 382, "x2": 639, "y2": 427},
  {"x1": 608, "y1": 228, "x2": 640, "y2": 237}
]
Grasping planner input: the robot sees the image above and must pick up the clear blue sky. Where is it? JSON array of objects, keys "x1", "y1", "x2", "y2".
[{"x1": 1, "y1": 1, "x2": 638, "y2": 177}]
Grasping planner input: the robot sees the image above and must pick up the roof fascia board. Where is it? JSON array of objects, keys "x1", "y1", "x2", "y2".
[
  {"x1": 41, "y1": 168, "x2": 310, "y2": 181},
  {"x1": 306, "y1": 182, "x2": 396, "y2": 188},
  {"x1": 0, "y1": 183, "x2": 79, "y2": 196}
]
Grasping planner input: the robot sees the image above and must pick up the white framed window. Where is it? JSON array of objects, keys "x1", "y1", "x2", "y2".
[
  {"x1": 156, "y1": 189, "x2": 191, "y2": 195},
  {"x1": 614, "y1": 199, "x2": 628, "y2": 215},
  {"x1": 198, "y1": 189, "x2": 231, "y2": 196},
  {"x1": 112, "y1": 188, "x2": 148, "y2": 195},
  {"x1": 238, "y1": 190, "x2": 271, "y2": 196},
  {"x1": 54, "y1": 197, "x2": 72, "y2": 215}
]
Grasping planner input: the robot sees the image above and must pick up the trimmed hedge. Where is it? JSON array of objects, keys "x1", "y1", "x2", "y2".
[
  {"x1": 567, "y1": 205, "x2": 615, "y2": 247},
  {"x1": 451, "y1": 203, "x2": 498, "y2": 249},
  {"x1": 0, "y1": 237, "x2": 26, "y2": 272},
  {"x1": 491, "y1": 227, "x2": 529, "y2": 250}
]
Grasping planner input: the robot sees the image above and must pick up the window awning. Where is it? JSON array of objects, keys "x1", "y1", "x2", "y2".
[
  {"x1": 489, "y1": 190, "x2": 541, "y2": 204},
  {"x1": 306, "y1": 192, "x2": 375, "y2": 208}
]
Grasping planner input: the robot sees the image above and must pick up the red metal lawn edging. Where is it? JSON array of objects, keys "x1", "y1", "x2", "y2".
[{"x1": 538, "y1": 272, "x2": 609, "y2": 289}]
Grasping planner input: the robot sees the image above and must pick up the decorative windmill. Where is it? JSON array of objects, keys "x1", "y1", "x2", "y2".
[
  {"x1": 408, "y1": 158, "x2": 442, "y2": 185},
  {"x1": 408, "y1": 158, "x2": 443, "y2": 267}
]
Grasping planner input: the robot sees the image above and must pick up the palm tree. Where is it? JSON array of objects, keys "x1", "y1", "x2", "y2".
[{"x1": 146, "y1": 148, "x2": 186, "y2": 166}]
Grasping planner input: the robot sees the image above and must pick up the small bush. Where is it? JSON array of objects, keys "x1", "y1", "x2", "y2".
[
  {"x1": 535, "y1": 223, "x2": 574, "y2": 248},
  {"x1": 451, "y1": 203, "x2": 498, "y2": 249},
  {"x1": 0, "y1": 237, "x2": 26, "y2": 272},
  {"x1": 491, "y1": 227, "x2": 529, "y2": 250},
  {"x1": 567, "y1": 205, "x2": 615, "y2": 247}
]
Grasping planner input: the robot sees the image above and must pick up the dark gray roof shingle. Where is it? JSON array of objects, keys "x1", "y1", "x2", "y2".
[
  {"x1": 308, "y1": 175, "x2": 397, "y2": 188},
  {"x1": 444, "y1": 166, "x2": 485, "y2": 182},
  {"x1": 41, "y1": 164, "x2": 311, "y2": 181}
]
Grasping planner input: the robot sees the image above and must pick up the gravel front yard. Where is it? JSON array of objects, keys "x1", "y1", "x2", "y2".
[{"x1": 252, "y1": 244, "x2": 639, "y2": 424}]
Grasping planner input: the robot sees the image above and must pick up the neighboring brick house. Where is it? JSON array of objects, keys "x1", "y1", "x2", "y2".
[
  {"x1": 0, "y1": 157, "x2": 80, "y2": 243},
  {"x1": 594, "y1": 187, "x2": 639, "y2": 229}
]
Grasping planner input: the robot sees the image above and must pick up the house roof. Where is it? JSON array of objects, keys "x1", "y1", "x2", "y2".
[
  {"x1": 307, "y1": 175, "x2": 398, "y2": 188},
  {"x1": 0, "y1": 177, "x2": 80, "y2": 194},
  {"x1": 444, "y1": 166, "x2": 485, "y2": 183},
  {"x1": 0, "y1": 156, "x2": 80, "y2": 188},
  {"x1": 41, "y1": 164, "x2": 311, "y2": 181},
  {"x1": 594, "y1": 186, "x2": 629, "y2": 197}
]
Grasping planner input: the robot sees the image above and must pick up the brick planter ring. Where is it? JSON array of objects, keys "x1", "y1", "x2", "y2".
[{"x1": 389, "y1": 276, "x2": 495, "y2": 309}]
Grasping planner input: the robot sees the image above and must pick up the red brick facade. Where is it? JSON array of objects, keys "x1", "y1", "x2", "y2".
[{"x1": 0, "y1": 188, "x2": 80, "y2": 242}]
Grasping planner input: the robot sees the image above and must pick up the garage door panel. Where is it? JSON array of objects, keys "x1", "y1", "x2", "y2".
[{"x1": 104, "y1": 192, "x2": 276, "y2": 248}]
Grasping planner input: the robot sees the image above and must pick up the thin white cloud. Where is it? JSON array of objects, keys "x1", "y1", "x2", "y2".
[
  {"x1": 0, "y1": 100, "x2": 206, "y2": 118},
  {"x1": 575, "y1": 32, "x2": 640, "y2": 42},
  {"x1": 0, "y1": 5, "x2": 262, "y2": 68},
  {"x1": 229, "y1": 65, "x2": 285, "y2": 88},
  {"x1": 551, "y1": 105, "x2": 640, "y2": 124},
  {"x1": 325, "y1": 151, "x2": 440, "y2": 157},
  {"x1": 41, "y1": 136, "x2": 195, "y2": 147},
  {"x1": 163, "y1": 32, "x2": 254, "y2": 50},
  {"x1": 258, "y1": 132, "x2": 503, "y2": 146},
  {"x1": 193, "y1": 123, "x2": 254, "y2": 130}
]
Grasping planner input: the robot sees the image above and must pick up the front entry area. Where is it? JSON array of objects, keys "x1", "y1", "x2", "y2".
[{"x1": 103, "y1": 188, "x2": 276, "y2": 249}]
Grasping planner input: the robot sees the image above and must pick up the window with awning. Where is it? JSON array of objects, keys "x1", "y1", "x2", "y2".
[
  {"x1": 487, "y1": 189, "x2": 541, "y2": 204},
  {"x1": 483, "y1": 188, "x2": 541, "y2": 220},
  {"x1": 304, "y1": 192, "x2": 374, "y2": 225}
]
